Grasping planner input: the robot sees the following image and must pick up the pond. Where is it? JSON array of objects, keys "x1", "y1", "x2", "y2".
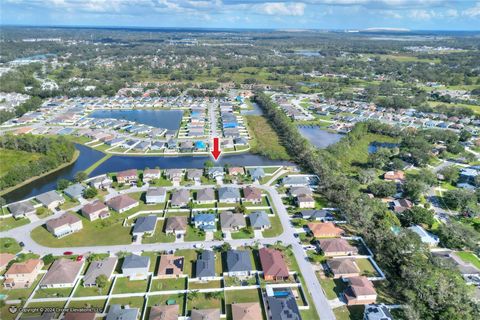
[
  {"x1": 240, "y1": 102, "x2": 263, "y2": 116},
  {"x1": 297, "y1": 126, "x2": 343, "y2": 148},
  {"x1": 89, "y1": 109, "x2": 183, "y2": 130},
  {"x1": 368, "y1": 142, "x2": 399, "y2": 153},
  {"x1": 294, "y1": 50, "x2": 323, "y2": 57}
]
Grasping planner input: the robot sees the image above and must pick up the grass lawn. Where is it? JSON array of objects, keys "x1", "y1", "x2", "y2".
[
  {"x1": 34, "y1": 287, "x2": 73, "y2": 299},
  {"x1": 456, "y1": 252, "x2": 480, "y2": 269},
  {"x1": 231, "y1": 228, "x2": 254, "y2": 239},
  {"x1": 333, "y1": 305, "x2": 365, "y2": 320},
  {"x1": 355, "y1": 258, "x2": 379, "y2": 277},
  {"x1": 0, "y1": 276, "x2": 41, "y2": 300},
  {"x1": 188, "y1": 280, "x2": 222, "y2": 290},
  {"x1": 184, "y1": 226, "x2": 205, "y2": 242},
  {"x1": 142, "y1": 220, "x2": 175, "y2": 244},
  {"x1": 318, "y1": 277, "x2": 346, "y2": 300},
  {"x1": 174, "y1": 249, "x2": 198, "y2": 278},
  {"x1": 1, "y1": 304, "x2": 18, "y2": 320},
  {"x1": 30, "y1": 211, "x2": 132, "y2": 247},
  {"x1": 59, "y1": 196, "x2": 79, "y2": 210},
  {"x1": 108, "y1": 296, "x2": 145, "y2": 311},
  {"x1": 74, "y1": 281, "x2": 113, "y2": 297},
  {"x1": 225, "y1": 288, "x2": 266, "y2": 320},
  {"x1": 223, "y1": 276, "x2": 257, "y2": 287},
  {"x1": 187, "y1": 292, "x2": 224, "y2": 315},
  {"x1": 150, "y1": 278, "x2": 187, "y2": 292},
  {"x1": 147, "y1": 293, "x2": 186, "y2": 317},
  {"x1": 24, "y1": 301, "x2": 66, "y2": 317},
  {"x1": 67, "y1": 299, "x2": 106, "y2": 310},
  {"x1": 0, "y1": 237, "x2": 22, "y2": 253},
  {"x1": 142, "y1": 252, "x2": 159, "y2": 272},
  {"x1": 262, "y1": 215, "x2": 283, "y2": 238},
  {"x1": 0, "y1": 217, "x2": 29, "y2": 232},
  {"x1": 245, "y1": 115, "x2": 290, "y2": 160},
  {"x1": 112, "y1": 277, "x2": 148, "y2": 294},
  {"x1": 0, "y1": 148, "x2": 42, "y2": 177}
]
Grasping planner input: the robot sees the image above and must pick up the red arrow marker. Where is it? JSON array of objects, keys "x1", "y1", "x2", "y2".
[{"x1": 211, "y1": 137, "x2": 221, "y2": 161}]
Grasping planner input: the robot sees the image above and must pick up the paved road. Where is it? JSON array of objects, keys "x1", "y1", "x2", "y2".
[{"x1": 1, "y1": 182, "x2": 335, "y2": 320}]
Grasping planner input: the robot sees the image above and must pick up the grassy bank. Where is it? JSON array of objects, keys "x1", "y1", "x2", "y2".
[
  {"x1": 0, "y1": 149, "x2": 43, "y2": 177},
  {"x1": 245, "y1": 115, "x2": 290, "y2": 160}
]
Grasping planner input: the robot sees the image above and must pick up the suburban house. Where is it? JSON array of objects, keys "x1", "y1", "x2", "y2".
[
  {"x1": 83, "y1": 257, "x2": 118, "y2": 287},
  {"x1": 170, "y1": 189, "x2": 190, "y2": 207},
  {"x1": 242, "y1": 186, "x2": 262, "y2": 204},
  {"x1": 220, "y1": 211, "x2": 246, "y2": 232},
  {"x1": 132, "y1": 215, "x2": 157, "y2": 238},
  {"x1": 289, "y1": 186, "x2": 313, "y2": 197},
  {"x1": 107, "y1": 194, "x2": 139, "y2": 213},
  {"x1": 39, "y1": 259, "x2": 84, "y2": 288},
  {"x1": 116, "y1": 169, "x2": 138, "y2": 184},
  {"x1": 186, "y1": 169, "x2": 203, "y2": 183},
  {"x1": 164, "y1": 216, "x2": 188, "y2": 236},
  {"x1": 88, "y1": 175, "x2": 112, "y2": 189},
  {"x1": 298, "y1": 209, "x2": 333, "y2": 221},
  {"x1": 218, "y1": 187, "x2": 241, "y2": 203},
  {"x1": 282, "y1": 176, "x2": 310, "y2": 187},
  {"x1": 408, "y1": 225, "x2": 440, "y2": 247},
  {"x1": 390, "y1": 199, "x2": 413, "y2": 213},
  {"x1": 193, "y1": 213, "x2": 216, "y2": 232},
  {"x1": 296, "y1": 194, "x2": 315, "y2": 209},
  {"x1": 232, "y1": 303, "x2": 263, "y2": 320},
  {"x1": 81, "y1": 200, "x2": 110, "y2": 221},
  {"x1": 228, "y1": 167, "x2": 245, "y2": 176},
  {"x1": 226, "y1": 250, "x2": 252, "y2": 277},
  {"x1": 157, "y1": 255, "x2": 184, "y2": 278},
  {"x1": 308, "y1": 222, "x2": 343, "y2": 238},
  {"x1": 383, "y1": 170, "x2": 405, "y2": 182},
  {"x1": 248, "y1": 167, "x2": 265, "y2": 181},
  {"x1": 344, "y1": 276, "x2": 377, "y2": 305},
  {"x1": 64, "y1": 183, "x2": 86, "y2": 200},
  {"x1": 8, "y1": 201, "x2": 36, "y2": 219},
  {"x1": 165, "y1": 169, "x2": 183, "y2": 185},
  {"x1": 207, "y1": 167, "x2": 225, "y2": 180},
  {"x1": 319, "y1": 238, "x2": 359, "y2": 256},
  {"x1": 266, "y1": 290, "x2": 302, "y2": 320},
  {"x1": 146, "y1": 187, "x2": 166, "y2": 204},
  {"x1": 36, "y1": 190, "x2": 65, "y2": 210},
  {"x1": 122, "y1": 254, "x2": 150, "y2": 280},
  {"x1": 45, "y1": 213, "x2": 83, "y2": 238},
  {"x1": 149, "y1": 305, "x2": 179, "y2": 320},
  {"x1": 327, "y1": 259, "x2": 360, "y2": 279},
  {"x1": 143, "y1": 168, "x2": 161, "y2": 182},
  {"x1": 106, "y1": 305, "x2": 138, "y2": 320},
  {"x1": 364, "y1": 304, "x2": 394, "y2": 320},
  {"x1": 195, "y1": 250, "x2": 216, "y2": 280},
  {"x1": 3, "y1": 259, "x2": 44, "y2": 289},
  {"x1": 249, "y1": 211, "x2": 271, "y2": 230},
  {"x1": 0, "y1": 253, "x2": 15, "y2": 271},
  {"x1": 195, "y1": 188, "x2": 216, "y2": 204},
  {"x1": 64, "y1": 312, "x2": 96, "y2": 320},
  {"x1": 259, "y1": 248, "x2": 289, "y2": 281},
  {"x1": 191, "y1": 309, "x2": 220, "y2": 320}
]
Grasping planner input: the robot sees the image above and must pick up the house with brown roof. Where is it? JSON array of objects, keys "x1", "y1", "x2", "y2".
[
  {"x1": 3, "y1": 259, "x2": 43, "y2": 289},
  {"x1": 157, "y1": 255, "x2": 184, "y2": 279},
  {"x1": 308, "y1": 222, "x2": 343, "y2": 238},
  {"x1": 191, "y1": 309, "x2": 220, "y2": 320},
  {"x1": 143, "y1": 168, "x2": 161, "y2": 182},
  {"x1": 319, "y1": 238, "x2": 358, "y2": 257},
  {"x1": 228, "y1": 167, "x2": 245, "y2": 176},
  {"x1": 344, "y1": 276, "x2": 377, "y2": 305},
  {"x1": 296, "y1": 194, "x2": 315, "y2": 209},
  {"x1": 327, "y1": 259, "x2": 360, "y2": 279},
  {"x1": 39, "y1": 258, "x2": 84, "y2": 288},
  {"x1": 81, "y1": 200, "x2": 110, "y2": 221},
  {"x1": 64, "y1": 312, "x2": 96, "y2": 320},
  {"x1": 149, "y1": 305, "x2": 179, "y2": 320},
  {"x1": 232, "y1": 303, "x2": 263, "y2": 320},
  {"x1": 170, "y1": 189, "x2": 190, "y2": 207},
  {"x1": 242, "y1": 186, "x2": 262, "y2": 204},
  {"x1": 164, "y1": 216, "x2": 188, "y2": 236},
  {"x1": 116, "y1": 169, "x2": 138, "y2": 184},
  {"x1": 289, "y1": 186, "x2": 313, "y2": 197},
  {"x1": 390, "y1": 199, "x2": 413, "y2": 213},
  {"x1": 0, "y1": 253, "x2": 15, "y2": 271},
  {"x1": 220, "y1": 211, "x2": 246, "y2": 232},
  {"x1": 45, "y1": 213, "x2": 83, "y2": 238},
  {"x1": 383, "y1": 170, "x2": 405, "y2": 182},
  {"x1": 259, "y1": 248, "x2": 289, "y2": 281},
  {"x1": 107, "y1": 194, "x2": 139, "y2": 213}
]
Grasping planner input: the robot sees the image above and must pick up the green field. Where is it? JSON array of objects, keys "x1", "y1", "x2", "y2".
[
  {"x1": 245, "y1": 115, "x2": 290, "y2": 160},
  {"x1": 0, "y1": 148, "x2": 42, "y2": 177},
  {"x1": 456, "y1": 252, "x2": 480, "y2": 269},
  {"x1": 0, "y1": 237, "x2": 22, "y2": 253}
]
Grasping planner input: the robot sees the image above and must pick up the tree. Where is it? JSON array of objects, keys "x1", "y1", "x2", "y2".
[
  {"x1": 83, "y1": 187, "x2": 98, "y2": 199},
  {"x1": 74, "y1": 171, "x2": 88, "y2": 183},
  {"x1": 358, "y1": 169, "x2": 377, "y2": 185},
  {"x1": 0, "y1": 196, "x2": 5, "y2": 207},
  {"x1": 204, "y1": 160, "x2": 214, "y2": 169},
  {"x1": 95, "y1": 274, "x2": 108, "y2": 288},
  {"x1": 416, "y1": 169, "x2": 437, "y2": 186},
  {"x1": 403, "y1": 178, "x2": 427, "y2": 202},
  {"x1": 368, "y1": 148, "x2": 391, "y2": 169},
  {"x1": 42, "y1": 254, "x2": 54, "y2": 265},
  {"x1": 234, "y1": 203, "x2": 246, "y2": 214},
  {"x1": 459, "y1": 130, "x2": 472, "y2": 142},
  {"x1": 443, "y1": 189, "x2": 477, "y2": 211},
  {"x1": 439, "y1": 166, "x2": 459, "y2": 184},
  {"x1": 57, "y1": 179, "x2": 70, "y2": 191},
  {"x1": 188, "y1": 290, "x2": 199, "y2": 301},
  {"x1": 368, "y1": 181, "x2": 397, "y2": 197},
  {"x1": 437, "y1": 221, "x2": 480, "y2": 250},
  {"x1": 398, "y1": 206, "x2": 435, "y2": 227}
]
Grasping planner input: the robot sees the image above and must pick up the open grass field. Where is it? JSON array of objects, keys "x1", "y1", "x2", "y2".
[
  {"x1": 0, "y1": 217, "x2": 29, "y2": 232},
  {"x1": 0, "y1": 237, "x2": 22, "y2": 254},
  {"x1": 74, "y1": 280, "x2": 113, "y2": 297},
  {"x1": 112, "y1": 277, "x2": 148, "y2": 294},
  {"x1": 333, "y1": 305, "x2": 365, "y2": 320},
  {"x1": 456, "y1": 251, "x2": 480, "y2": 269},
  {"x1": 245, "y1": 115, "x2": 290, "y2": 160},
  {"x1": 0, "y1": 148, "x2": 42, "y2": 177}
]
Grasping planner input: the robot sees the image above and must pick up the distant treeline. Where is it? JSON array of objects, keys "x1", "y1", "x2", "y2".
[
  {"x1": 0, "y1": 96, "x2": 42, "y2": 124},
  {"x1": 0, "y1": 134, "x2": 76, "y2": 190}
]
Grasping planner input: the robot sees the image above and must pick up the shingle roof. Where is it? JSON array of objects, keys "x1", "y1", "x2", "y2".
[
  {"x1": 133, "y1": 215, "x2": 157, "y2": 234},
  {"x1": 83, "y1": 257, "x2": 117, "y2": 286},
  {"x1": 327, "y1": 259, "x2": 360, "y2": 275},
  {"x1": 149, "y1": 305, "x2": 179, "y2": 320},
  {"x1": 196, "y1": 188, "x2": 215, "y2": 201},
  {"x1": 220, "y1": 212, "x2": 246, "y2": 229},
  {"x1": 226, "y1": 250, "x2": 252, "y2": 272},
  {"x1": 122, "y1": 254, "x2": 150, "y2": 269},
  {"x1": 164, "y1": 216, "x2": 187, "y2": 232},
  {"x1": 107, "y1": 194, "x2": 138, "y2": 211},
  {"x1": 266, "y1": 292, "x2": 301, "y2": 320},
  {"x1": 6, "y1": 259, "x2": 42, "y2": 275},
  {"x1": 259, "y1": 248, "x2": 289, "y2": 278},
  {"x1": 46, "y1": 213, "x2": 81, "y2": 230},
  {"x1": 218, "y1": 187, "x2": 240, "y2": 200},
  {"x1": 40, "y1": 259, "x2": 83, "y2": 286},
  {"x1": 157, "y1": 255, "x2": 184, "y2": 276},
  {"x1": 195, "y1": 250, "x2": 215, "y2": 278},
  {"x1": 8, "y1": 201, "x2": 35, "y2": 217},
  {"x1": 319, "y1": 238, "x2": 358, "y2": 254},
  {"x1": 36, "y1": 190, "x2": 63, "y2": 206},
  {"x1": 231, "y1": 303, "x2": 262, "y2": 320},
  {"x1": 249, "y1": 211, "x2": 271, "y2": 229},
  {"x1": 191, "y1": 309, "x2": 220, "y2": 320}
]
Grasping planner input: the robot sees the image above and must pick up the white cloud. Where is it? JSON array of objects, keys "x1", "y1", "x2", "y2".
[
  {"x1": 445, "y1": 8, "x2": 458, "y2": 17},
  {"x1": 409, "y1": 9, "x2": 435, "y2": 20},
  {"x1": 256, "y1": 2, "x2": 306, "y2": 16},
  {"x1": 463, "y1": 2, "x2": 480, "y2": 17}
]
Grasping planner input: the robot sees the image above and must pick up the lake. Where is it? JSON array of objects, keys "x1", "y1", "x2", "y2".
[
  {"x1": 368, "y1": 142, "x2": 399, "y2": 153},
  {"x1": 3, "y1": 146, "x2": 292, "y2": 203},
  {"x1": 241, "y1": 102, "x2": 264, "y2": 116},
  {"x1": 89, "y1": 109, "x2": 183, "y2": 130},
  {"x1": 297, "y1": 126, "x2": 343, "y2": 148}
]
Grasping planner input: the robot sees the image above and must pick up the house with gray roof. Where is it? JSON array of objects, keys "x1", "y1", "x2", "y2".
[
  {"x1": 170, "y1": 189, "x2": 190, "y2": 207},
  {"x1": 195, "y1": 250, "x2": 216, "y2": 280},
  {"x1": 39, "y1": 259, "x2": 84, "y2": 289},
  {"x1": 146, "y1": 187, "x2": 166, "y2": 204},
  {"x1": 218, "y1": 187, "x2": 241, "y2": 203},
  {"x1": 266, "y1": 290, "x2": 301, "y2": 320},
  {"x1": 88, "y1": 175, "x2": 112, "y2": 189},
  {"x1": 122, "y1": 254, "x2": 150, "y2": 280},
  {"x1": 220, "y1": 212, "x2": 246, "y2": 232},
  {"x1": 106, "y1": 305, "x2": 138, "y2": 320},
  {"x1": 226, "y1": 250, "x2": 252, "y2": 277},
  {"x1": 186, "y1": 169, "x2": 203, "y2": 183},
  {"x1": 64, "y1": 183, "x2": 86, "y2": 200},
  {"x1": 248, "y1": 167, "x2": 265, "y2": 181},
  {"x1": 249, "y1": 211, "x2": 271, "y2": 230},
  {"x1": 8, "y1": 201, "x2": 36, "y2": 219},
  {"x1": 164, "y1": 216, "x2": 187, "y2": 235},
  {"x1": 282, "y1": 176, "x2": 310, "y2": 187},
  {"x1": 207, "y1": 167, "x2": 225, "y2": 180},
  {"x1": 196, "y1": 188, "x2": 216, "y2": 204},
  {"x1": 298, "y1": 209, "x2": 333, "y2": 221},
  {"x1": 193, "y1": 213, "x2": 216, "y2": 232},
  {"x1": 132, "y1": 215, "x2": 157, "y2": 238},
  {"x1": 36, "y1": 190, "x2": 65, "y2": 210},
  {"x1": 83, "y1": 257, "x2": 118, "y2": 287}
]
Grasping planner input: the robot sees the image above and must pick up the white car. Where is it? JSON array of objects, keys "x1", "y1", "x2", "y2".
[{"x1": 194, "y1": 243, "x2": 204, "y2": 249}]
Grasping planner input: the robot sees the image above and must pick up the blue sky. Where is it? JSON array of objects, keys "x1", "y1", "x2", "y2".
[{"x1": 2, "y1": 0, "x2": 480, "y2": 30}]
